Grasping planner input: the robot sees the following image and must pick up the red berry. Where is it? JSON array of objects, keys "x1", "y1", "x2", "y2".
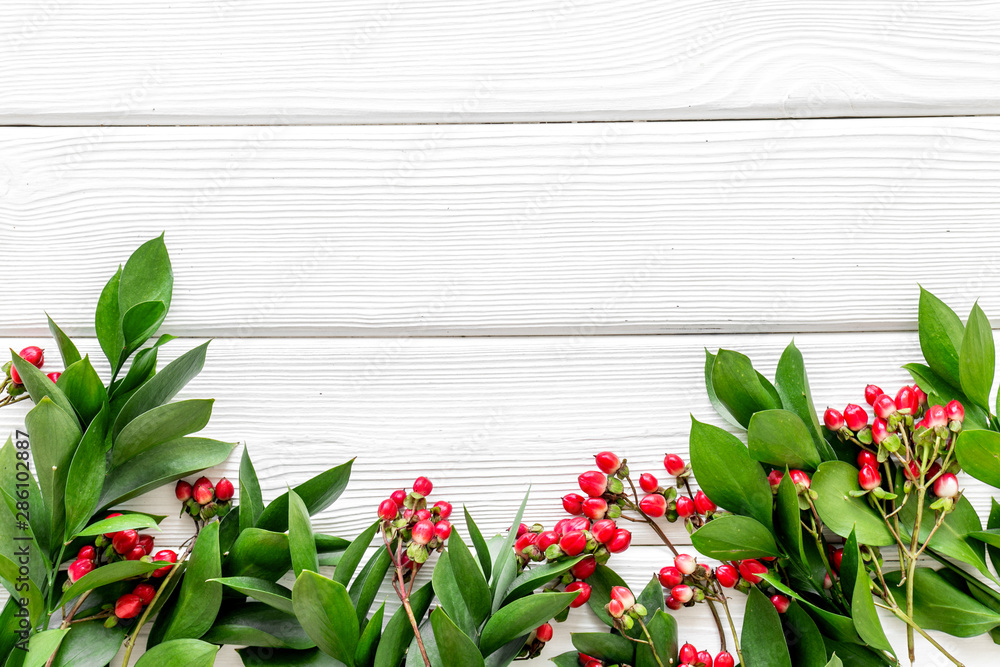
[
  {"x1": 607, "y1": 598, "x2": 626, "y2": 618},
  {"x1": 925, "y1": 404, "x2": 948, "y2": 428},
  {"x1": 789, "y1": 470, "x2": 811, "y2": 490},
  {"x1": 905, "y1": 460, "x2": 921, "y2": 481},
  {"x1": 578, "y1": 471, "x2": 608, "y2": 498},
  {"x1": 582, "y1": 497, "x2": 609, "y2": 520},
  {"x1": 571, "y1": 556, "x2": 597, "y2": 580},
  {"x1": 895, "y1": 386, "x2": 918, "y2": 415},
  {"x1": 535, "y1": 623, "x2": 553, "y2": 642},
  {"x1": 115, "y1": 594, "x2": 143, "y2": 619},
  {"x1": 767, "y1": 470, "x2": 784, "y2": 488},
  {"x1": 125, "y1": 547, "x2": 145, "y2": 561},
  {"x1": 831, "y1": 547, "x2": 843, "y2": 573},
  {"x1": 693, "y1": 490, "x2": 717, "y2": 514},
  {"x1": 679, "y1": 643, "x2": 697, "y2": 664},
  {"x1": 565, "y1": 581, "x2": 591, "y2": 607},
  {"x1": 215, "y1": 478, "x2": 235, "y2": 502},
  {"x1": 192, "y1": 477, "x2": 214, "y2": 505},
  {"x1": 872, "y1": 395, "x2": 895, "y2": 420},
  {"x1": 138, "y1": 534, "x2": 154, "y2": 554},
  {"x1": 610, "y1": 586, "x2": 635, "y2": 609},
  {"x1": 77, "y1": 545, "x2": 95, "y2": 561},
  {"x1": 946, "y1": 400, "x2": 965, "y2": 423},
  {"x1": 537, "y1": 530, "x2": 559, "y2": 552},
  {"x1": 390, "y1": 489, "x2": 407, "y2": 506},
  {"x1": 555, "y1": 516, "x2": 589, "y2": 536},
  {"x1": 859, "y1": 464, "x2": 881, "y2": 491},
  {"x1": 415, "y1": 509, "x2": 431, "y2": 522},
  {"x1": 823, "y1": 408, "x2": 845, "y2": 431},
  {"x1": 411, "y1": 520, "x2": 434, "y2": 545},
  {"x1": 514, "y1": 532, "x2": 538, "y2": 557},
  {"x1": 715, "y1": 651, "x2": 735, "y2": 667},
  {"x1": 934, "y1": 473, "x2": 960, "y2": 499},
  {"x1": 738, "y1": 559, "x2": 767, "y2": 584},
  {"x1": 666, "y1": 596, "x2": 683, "y2": 610},
  {"x1": 639, "y1": 493, "x2": 666, "y2": 517},
  {"x1": 675, "y1": 554, "x2": 697, "y2": 575},
  {"x1": 378, "y1": 499, "x2": 398, "y2": 521},
  {"x1": 517, "y1": 523, "x2": 529, "y2": 537},
  {"x1": 671, "y1": 584, "x2": 693, "y2": 603},
  {"x1": 697, "y1": 651, "x2": 714, "y2": 667},
  {"x1": 913, "y1": 384, "x2": 928, "y2": 405},
  {"x1": 925, "y1": 461, "x2": 942, "y2": 480},
  {"x1": 434, "y1": 520, "x2": 452, "y2": 541},
  {"x1": 103, "y1": 513, "x2": 123, "y2": 538},
  {"x1": 432, "y1": 501, "x2": 452, "y2": 519},
  {"x1": 67, "y1": 559, "x2": 94, "y2": 583},
  {"x1": 583, "y1": 661, "x2": 602, "y2": 667},
  {"x1": 594, "y1": 451, "x2": 621, "y2": 475},
  {"x1": 559, "y1": 530, "x2": 587, "y2": 557},
  {"x1": 590, "y1": 519, "x2": 616, "y2": 544},
  {"x1": 714, "y1": 564, "x2": 739, "y2": 588},
  {"x1": 639, "y1": 473, "x2": 659, "y2": 493},
  {"x1": 19, "y1": 346, "x2": 44, "y2": 368},
  {"x1": 46, "y1": 372, "x2": 61, "y2": 383},
  {"x1": 412, "y1": 476, "x2": 433, "y2": 497},
  {"x1": 871, "y1": 418, "x2": 889, "y2": 444},
  {"x1": 864, "y1": 384, "x2": 883, "y2": 406},
  {"x1": 175, "y1": 480, "x2": 193, "y2": 501},
  {"x1": 113, "y1": 530, "x2": 139, "y2": 555},
  {"x1": 675, "y1": 496, "x2": 695, "y2": 518},
  {"x1": 844, "y1": 403, "x2": 869, "y2": 431},
  {"x1": 607, "y1": 528, "x2": 631, "y2": 553},
  {"x1": 658, "y1": 566, "x2": 683, "y2": 588},
  {"x1": 562, "y1": 493, "x2": 585, "y2": 515},
  {"x1": 133, "y1": 583, "x2": 156, "y2": 606},
  {"x1": 664, "y1": 454, "x2": 686, "y2": 476},
  {"x1": 770, "y1": 594, "x2": 790, "y2": 613},
  {"x1": 9, "y1": 366, "x2": 20, "y2": 385},
  {"x1": 152, "y1": 550, "x2": 178, "y2": 577}
]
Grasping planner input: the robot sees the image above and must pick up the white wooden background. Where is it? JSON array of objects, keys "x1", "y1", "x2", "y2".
[{"x1": 3, "y1": 1, "x2": 1000, "y2": 665}]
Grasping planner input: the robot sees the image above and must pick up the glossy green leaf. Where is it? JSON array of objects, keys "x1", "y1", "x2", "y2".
[
  {"x1": 202, "y1": 603, "x2": 315, "y2": 649},
  {"x1": 775, "y1": 340, "x2": 833, "y2": 459},
  {"x1": 112, "y1": 399, "x2": 214, "y2": 466},
  {"x1": 224, "y1": 528, "x2": 291, "y2": 581},
  {"x1": 56, "y1": 356, "x2": 107, "y2": 426},
  {"x1": 0, "y1": 554, "x2": 44, "y2": 627},
  {"x1": 689, "y1": 417, "x2": 773, "y2": 530},
  {"x1": 48, "y1": 619, "x2": 125, "y2": 667},
  {"x1": 585, "y1": 564, "x2": 629, "y2": 628},
  {"x1": 825, "y1": 656, "x2": 844, "y2": 667},
  {"x1": 25, "y1": 398, "x2": 81, "y2": 550},
  {"x1": 842, "y1": 530, "x2": 892, "y2": 653},
  {"x1": 987, "y1": 499, "x2": 1000, "y2": 575},
  {"x1": 449, "y1": 529, "x2": 491, "y2": 626},
  {"x1": 332, "y1": 520, "x2": 378, "y2": 587},
  {"x1": 74, "y1": 512, "x2": 161, "y2": 538},
  {"x1": 211, "y1": 576, "x2": 293, "y2": 614},
  {"x1": 356, "y1": 603, "x2": 384, "y2": 667},
  {"x1": 63, "y1": 406, "x2": 109, "y2": 540},
  {"x1": 570, "y1": 633, "x2": 633, "y2": 664},
  {"x1": 257, "y1": 459, "x2": 354, "y2": 533},
  {"x1": 289, "y1": 490, "x2": 319, "y2": 578},
  {"x1": 748, "y1": 409, "x2": 822, "y2": 470},
  {"x1": 957, "y1": 430, "x2": 1000, "y2": 488},
  {"x1": 432, "y1": 552, "x2": 477, "y2": 637},
  {"x1": 705, "y1": 349, "x2": 742, "y2": 428},
  {"x1": 691, "y1": 515, "x2": 778, "y2": 559},
  {"x1": 549, "y1": 654, "x2": 582, "y2": 667},
  {"x1": 490, "y1": 488, "x2": 529, "y2": 610},
  {"x1": 24, "y1": 629, "x2": 69, "y2": 667},
  {"x1": 960, "y1": 303, "x2": 995, "y2": 410},
  {"x1": 636, "y1": 576, "x2": 666, "y2": 616},
  {"x1": 135, "y1": 639, "x2": 217, "y2": 667},
  {"x1": 883, "y1": 568, "x2": 1000, "y2": 637},
  {"x1": 46, "y1": 315, "x2": 81, "y2": 368},
  {"x1": 784, "y1": 601, "x2": 828, "y2": 667},
  {"x1": 240, "y1": 448, "x2": 264, "y2": 533},
  {"x1": 99, "y1": 436, "x2": 236, "y2": 508},
  {"x1": 161, "y1": 522, "x2": 222, "y2": 641},
  {"x1": 112, "y1": 341, "x2": 210, "y2": 439},
  {"x1": 464, "y1": 507, "x2": 492, "y2": 582},
  {"x1": 121, "y1": 300, "x2": 166, "y2": 359},
  {"x1": 430, "y1": 609, "x2": 485, "y2": 667},
  {"x1": 711, "y1": 349, "x2": 780, "y2": 427},
  {"x1": 918, "y1": 287, "x2": 965, "y2": 389},
  {"x1": 503, "y1": 556, "x2": 583, "y2": 605},
  {"x1": 635, "y1": 610, "x2": 678, "y2": 667},
  {"x1": 811, "y1": 461, "x2": 895, "y2": 546},
  {"x1": 479, "y1": 592, "x2": 577, "y2": 656},
  {"x1": 57, "y1": 560, "x2": 165, "y2": 608},
  {"x1": 820, "y1": 640, "x2": 888, "y2": 666},
  {"x1": 95, "y1": 266, "x2": 124, "y2": 371},
  {"x1": 349, "y1": 548, "x2": 392, "y2": 624},
  {"x1": 373, "y1": 582, "x2": 433, "y2": 667},
  {"x1": 238, "y1": 647, "x2": 343, "y2": 666},
  {"x1": 742, "y1": 587, "x2": 792, "y2": 667},
  {"x1": 118, "y1": 235, "x2": 172, "y2": 355},
  {"x1": 757, "y1": 573, "x2": 862, "y2": 645},
  {"x1": 898, "y1": 494, "x2": 993, "y2": 583},
  {"x1": 774, "y1": 471, "x2": 806, "y2": 566},
  {"x1": 111, "y1": 343, "x2": 159, "y2": 401},
  {"x1": 11, "y1": 353, "x2": 76, "y2": 421},
  {"x1": 292, "y1": 571, "x2": 359, "y2": 666}
]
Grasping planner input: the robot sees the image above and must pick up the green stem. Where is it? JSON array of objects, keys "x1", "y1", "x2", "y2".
[
  {"x1": 715, "y1": 590, "x2": 743, "y2": 665},
  {"x1": 121, "y1": 541, "x2": 194, "y2": 667},
  {"x1": 635, "y1": 616, "x2": 666, "y2": 667}
]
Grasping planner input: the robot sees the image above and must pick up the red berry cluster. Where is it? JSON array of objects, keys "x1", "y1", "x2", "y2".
[
  {"x1": 2, "y1": 346, "x2": 60, "y2": 407},
  {"x1": 378, "y1": 477, "x2": 452, "y2": 571},
  {"x1": 175, "y1": 476, "x2": 235, "y2": 523},
  {"x1": 678, "y1": 642, "x2": 735, "y2": 667}
]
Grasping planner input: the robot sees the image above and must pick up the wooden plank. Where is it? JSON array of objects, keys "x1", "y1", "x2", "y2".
[
  {"x1": 4, "y1": 119, "x2": 1000, "y2": 337},
  {"x1": 2, "y1": 332, "x2": 998, "y2": 549},
  {"x1": 2, "y1": 0, "x2": 999, "y2": 124}
]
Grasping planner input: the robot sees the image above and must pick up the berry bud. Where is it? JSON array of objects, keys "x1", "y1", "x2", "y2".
[
  {"x1": 115, "y1": 594, "x2": 143, "y2": 619},
  {"x1": 925, "y1": 404, "x2": 948, "y2": 428},
  {"x1": 679, "y1": 644, "x2": 697, "y2": 664},
  {"x1": 831, "y1": 548, "x2": 843, "y2": 573},
  {"x1": 535, "y1": 623, "x2": 553, "y2": 642},
  {"x1": 412, "y1": 477, "x2": 433, "y2": 497},
  {"x1": 946, "y1": 400, "x2": 965, "y2": 423},
  {"x1": 133, "y1": 583, "x2": 156, "y2": 605},
  {"x1": 46, "y1": 372, "x2": 61, "y2": 383},
  {"x1": 607, "y1": 529, "x2": 631, "y2": 553},
  {"x1": 639, "y1": 493, "x2": 666, "y2": 517},
  {"x1": 789, "y1": 470, "x2": 811, "y2": 490},
  {"x1": 535, "y1": 530, "x2": 558, "y2": 552},
  {"x1": 696, "y1": 651, "x2": 714, "y2": 667},
  {"x1": 390, "y1": 489, "x2": 407, "y2": 506},
  {"x1": 934, "y1": 473, "x2": 960, "y2": 499},
  {"x1": 192, "y1": 477, "x2": 214, "y2": 505},
  {"x1": 590, "y1": 519, "x2": 616, "y2": 544},
  {"x1": 714, "y1": 564, "x2": 739, "y2": 588},
  {"x1": 607, "y1": 598, "x2": 626, "y2": 618},
  {"x1": 770, "y1": 594, "x2": 790, "y2": 614},
  {"x1": 138, "y1": 535, "x2": 154, "y2": 554},
  {"x1": 19, "y1": 346, "x2": 44, "y2": 368},
  {"x1": 378, "y1": 499, "x2": 399, "y2": 521},
  {"x1": 175, "y1": 480, "x2": 193, "y2": 502},
  {"x1": 844, "y1": 403, "x2": 869, "y2": 431},
  {"x1": 610, "y1": 585, "x2": 635, "y2": 609},
  {"x1": 895, "y1": 386, "x2": 918, "y2": 415},
  {"x1": 562, "y1": 493, "x2": 585, "y2": 515},
  {"x1": 872, "y1": 395, "x2": 895, "y2": 420},
  {"x1": 125, "y1": 547, "x2": 145, "y2": 561},
  {"x1": 152, "y1": 550, "x2": 178, "y2": 577},
  {"x1": 411, "y1": 520, "x2": 434, "y2": 545},
  {"x1": 859, "y1": 464, "x2": 881, "y2": 491},
  {"x1": 559, "y1": 530, "x2": 587, "y2": 557},
  {"x1": 594, "y1": 451, "x2": 622, "y2": 475},
  {"x1": 215, "y1": 478, "x2": 235, "y2": 502},
  {"x1": 738, "y1": 559, "x2": 767, "y2": 584},
  {"x1": 767, "y1": 470, "x2": 784, "y2": 489},
  {"x1": 639, "y1": 473, "x2": 659, "y2": 493},
  {"x1": 666, "y1": 596, "x2": 683, "y2": 610},
  {"x1": 715, "y1": 651, "x2": 735, "y2": 667},
  {"x1": 578, "y1": 471, "x2": 608, "y2": 498},
  {"x1": 664, "y1": 454, "x2": 686, "y2": 476},
  {"x1": 571, "y1": 556, "x2": 597, "y2": 580},
  {"x1": 432, "y1": 501, "x2": 453, "y2": 519},
  {"x1": 514, "y1": 532, "x2": 538, "y2": 557},
  {"x1": 905, "y1": 460, "x2": 921, "y2": 481},
  {"x1": 823, "y1": 408, "x2": 845, "y2": 431},
  {"x1": 871, "y1": 416, "x2": 889, "y2": 444},
  {"x1": 77, "y1": 545, "x2": 96, "y2": 561},
  {"x1": 113, "y1": 530, "x2": 139, "y2": 555},
  {"x1": 671, "y1": 585, "x2": 693, "y2": 604},
  {"x1": 68, "y1": 559, "x2": 94, "y2": 583},
  {"x1": 434, "y1": 520, "x2": 452, "y2": 541},
  {"x1": 693, "y1": 490, "x2": 717, "y2": 514},
  {"x1": 658, "y1": 566, "x2": 683, "y2": 588},
  {"x1": 674, "y1": 554, "x2": 697, "y2": 575},
  {"x1": 415, "y1": 509, "x2": 431, "y2": 522},
  {"x1": 565, "y1": 581, "x2": 591, "y2": 607},
  {"x1": 582, "y1": 497, "x2": 609, "y2": 520},
  {"x1": 675, "y1": 496, "x2": 695, "y2": 518},
  {"x1": 864, "y1": 384, "x2": 883, "y2": 406}
]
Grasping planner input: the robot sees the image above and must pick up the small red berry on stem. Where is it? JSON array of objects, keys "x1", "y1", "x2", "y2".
[
  {"x1": 414, "y1": 509, "x2": 431, "y2": 522},
  {"x1": 693, "y1": 490, "x2": 717, "y2": 513},
  {"x1": 138, "y1": 535, "x2": 154, "y2": 554},
  {"x1": 831, "y1": 547, "x2": 844, "y2": 573},
  {"x1": 715, "y1": 651, "x2": 735, "y2": 667},
  {"x1": 46, "y1": 372, "x2": 60, "y2": 383},
  {"x1": 390, "y1": 489, "x2": 407, "y2": 506},
  {"x1": 192, "y1": 477, "x2": 214, "y2": 505},
  {"x1": 133, "y1": 583, "x2": 156, "y2": 605},
  {"x1": 823, "y1": 408, "x2": 845, "y2": 431},
  {"x1": 582, "y1": 497, "x2": 609, "y2": 520},
  {"x1": 671, "y1": 584, "x2": 693, "y2": 604},
  {"x1": 946, "y1": 400, "x2": 965, "y2": 423},
  {"x1": 857, "y1": 450, "x2": 878, "y2": 468},
  {"x1": 859, "y1": 464, "x2": 881, "y2": 491},
  {"x1": 607, "y1": 528, "x2": 631, "y2": 553},
  {"x1": 666, "y1": 596, "x2": 683, "y2": 610},
  {"x1": 639, "y1": 493, "x2": 666, "y2": 517},
  {"x1": 658, "y1": 566, "x2": 683, "y2": 588},
  {"x1": 560, "y1": 530, "x2": 588, "y2": 557},
  {"x1": 679, "y1": 644, "x2": 697, "y2": 664},
  {"x1": 77, "y1": 545, "x2": 96, "y2": 561},
  {"x1": 844, "y1": 404, "x2": 869, "y2": 431},
  {"x1": 594, "y1": 451, "x2": 622, "y2": 475},
  {"x1": 714, "y1": 563, "x2": 739, "y2": 588},
  {"x1": 378, "y1": 499, "x2": 398, "y2": 521},
  {"x1": 434, "y1": 520, "x2": 452, "y2": 540},
  {"x1": 606, "y1": 598, "x2": 626, "y2": 618},
  {"x1": 175, "y1": 480, "x2": 193, "y2": 502},
  {"x1": 432, "y1": 501, "x2": 453, "y2": 519},
  {"x1": 152, "y1": 550, "x2": 178, "y2": 578},
  {"x1": 215, "y1": 478, "x2": 234, "y2": 502},
  {"x1": 864, "y1": 384, "x2": 883, "y2": 406},
  {"x1": 771, "y1": 594, "x2": 790, "y2": 613},
  {"x1": 696, "y1": 651, "x2": 714, "y2": 667},
  {"x1": 19, "y1": 346, "x2": 44, "y2": 368},
  {"x1": 68, "y1": 559, "x2": 94, "y2": 583},
  {"x1": 664, "y1": 454, "x2": 686, "y2": 476},
  {"x1": 565, "y1": 581, "x2": 591, "y2": 607},
  {"x1": 578, "y1": 471, "x2": 608, "y2": 498},
  {"x1": 411, "y1": 520, "x2": 435, "y2": 545},
  {"x1": 674, "y1": 554, "x2": 697, "y2": 575},
  {"x1": 535, "y1": 623, "x2": 553, "y2": 642},
  {"x1": 571, "y1": 555, "x2": 597, "y2": 580},
  {"x1": 925, "y1": 404, "x2": 948, "y2": 428},
  {"x1": 895, "y1": 386, "x2": 918, "y2": 415},
  {"x1": 738, "y1": 559, "x2": 767, "y2": 584},
  {"x1": 789, "y1": 470, "x2": 811, "y2": 490},
  {"x1": 113, "y1": 530, "x2": 139, "y2": 555},
  {"x1": 562, "y1": 493, "x2": 584, "y2": 515},
  {"x1": 767, "y1": 470, "x2": 784, "y2": 489},
  {"x1": 115, "y1": 594, "x2": 143, "y2": 619},
  {"x1": 412, "y1": 476, "x2": 433, "y2": 497},
  {"x1": 125, "y1": 547, "x2": 145, "y2": 561},
  {"x1": 610, "y1": 585, "x2": 635, "y2": 609},
  {"x1": 639, "y1": 473, "x2": 659, "y2": 493},
  {"x1": 103, "y1": 513, "x2": 123, "y2": 538},
  {"x1": 934, "y1": 473, "x2": 960, "y2": 499},
  {"x1": 871, "y1": 418, "x2": 889, "y2": 444},
  {"x1": 590, "y1": 519, "x2": 616, "y2": 544},
  {"x1": 675, "y1": 496, "x2": 695, "y2": 518},
  {"x1": 872, "y1": 395, "x2": 896, "y2": 420}
]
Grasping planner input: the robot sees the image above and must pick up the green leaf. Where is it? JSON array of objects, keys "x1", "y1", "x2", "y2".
[
  {"x1": 56, "y1": 356, "x2": 107, "y2": 427},
  {"x1": 636, "y1": 576, "x2": 666, "y2": 616},
  {"x1": 24, "y1": 629, "x2": 70, "y2": 667},
  {"x1": 430, "y1": 609, "x2": 485, "y2": 667},
  {"x1": 688, "y1": 417, "x2": 773, "y2": 530},
  {"x1": 841, "y1": 530, "x2": 892, "y2": 653},
  {"x1": 898, "y1": 494, "x2": 994, "y2": 583},
  {"x1": 289, "y1": 489, "x2": 319, "y2": 578},
  {"x1": 432, "y1": 552, "x2": 478, "y2": 638},
  {"x1": 161, "y1": 521, "x2": 222, "y2": 641},
  {"x1": 479, "y1": 592, "x2": 577, "y2": 657},
  {"x1": 99, "y1": 436, "x2": 236, "y2": 508},
  {"x1": 503, "y1": 556, "x2": 584, "y2": 605},
  {"x1": 95, "y1": 266, "x2": 124, "y2": 371},
  {"x1": 988, "y1": 499, "x2": 1000, "y2": 575},
  {"x1": 783, "y1": 601, "x2": 828, "y2": 667},
  {"x1": 775, "y1": 340, "x2": 833, "y2": 459},
  {"x1": 202, "y1": 603, "x2": 315, "y2": 649},
  {"x1": 774, "y1": 471, "x2": 806, "y2": 567},
  {"x1": 224, "y1": 528, "x2": 291, "y2": 581},
  {"x1": 704, "y1": 349, "x2": 742, "y2": 428},
  {"x1": 333, "y1": 520, "x2": 378, "y2": 587},
  {"x1": 585, "y1": 564, "x2": 629, "y2": 628},
  {"x1": 748, "y1": 409, "x2": 822, "y2": 470},
  {"x1": 112, "y1": 341, "x2": 210, "y2": 439},
  {"x1": 11, "y1": 352, "x2": 76, "y2": 420},
  {"x1": 238, "y1": 647, "x2": 344, "y2": 666},
  {"x1": 112, "y1": 399, "x2": 214, "y2": 466},
  {"x1": 292, "y1": 571, "x2": 359, "y2": 666},
  {"x1": 449, "y1": 529, "x2": 492, "y2": 626},
  {"x1": 464, "y1": 507, "x2": 492, "y2": 582},
  {"x1": 742, "y1": 587, "x2": 792, "y2": 667},
  {"x1": 903, "y1": 362, "x2": 988, "y2": 430},
  {"x1": 257, "y1": 459, "x2": 354, "y2": 533},
  {"x1": 918, "y1": 287, "x2": 965, "y2": 389},
  {"x1": 635, "y1": 610, "x2": 678, "y2": 667},
  {"x1": 373, "y1": 582, "x2": 434, "y2": 667},
  {"x1": 46, "y1": 315, "x2": 81, "y2": 368},
  {"x1": 757, "y1": 573, "x2": 861, "y2": 645},
  {"x1": 956, "y1": 430, "x2": 1000, "y2": 488},
  {"x1": 810, "y1": 461, "x2": 895, "y2": 546},
  {"x1": 711, "y1": 349, "x2": 780, "y2": 427},
  {"x1": 550, "y1": 653, "x2": 583, "y2": 667},
  {"x1": 349, "y1": 548, "x2": 392, "y2": 624},
  {"x1": 960, "y1": 302, "x2": 995, "y2": 410},
  {"x1": 883, "y1": 568, "x2": 1000, "y2": 637},
  {"x1": 63, "y1": 406, "x2": 109, "y2": 540},
  {"x1": 825, "y1": 656, "x2": 844, "y2": 667},
  {"x1": 73, "y1": 512, "x2": 161, "y2": 538},
  {"x1": 570, "y1": 633, "x2": 634, "y2": 664},
  {"x1": 48, "y1": 619, "x2": 125, "y2": 667},
  {"x1": 25, "y1": 398, "x2": 82, "y2": 551},
  {"x1": 135, "y1": 639, "x2": 217, "y2": 667},
  {"x1": 121, "y1": 300, "x2": 167, "y2": 359},
  {"x1": 691, "y1": 515, "x2": 778, "y2": 559},
  {"x1": 118, "y1": 235, "x2": 173, "y2": 356},
  {"x1": 240, "y1": 448, "x2": 265, "y2": 533},
  {"x1": 356, "y1": 603, "x2": 384, "y2": 667},
  {"x1": 490, "y1": 488, "x2": 529, "y2": 611},
  {"x1": 57, "y1": 560, "x2": 165, "y2": 608},
  {"x1": 211, "y1": 577, "x2": 294, "y2": 614},
  {"x1": 111, "y1": 343, "x2": 159, "y2": 401}
]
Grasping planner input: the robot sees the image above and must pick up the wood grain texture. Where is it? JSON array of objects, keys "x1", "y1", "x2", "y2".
[
  {"x1": 2, "y1": 0, "x2": 1000, "y2": 124},
  {"x1": 4, "y1": 119, "x2": 1000, "y2": 337}
]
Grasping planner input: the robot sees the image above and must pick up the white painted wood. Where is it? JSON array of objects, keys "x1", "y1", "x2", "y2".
[
  {"x1": 4, "y1": 118, "x2": 1000, "y2": 337},
  {"x1": 2, "y1": 0, "x2": 1000, "y2": 124}
]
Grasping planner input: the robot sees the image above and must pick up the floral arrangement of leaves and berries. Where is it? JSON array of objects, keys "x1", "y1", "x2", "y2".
[{"x1": 0, "y1": 236, "x2": 238, "y2": 666}]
